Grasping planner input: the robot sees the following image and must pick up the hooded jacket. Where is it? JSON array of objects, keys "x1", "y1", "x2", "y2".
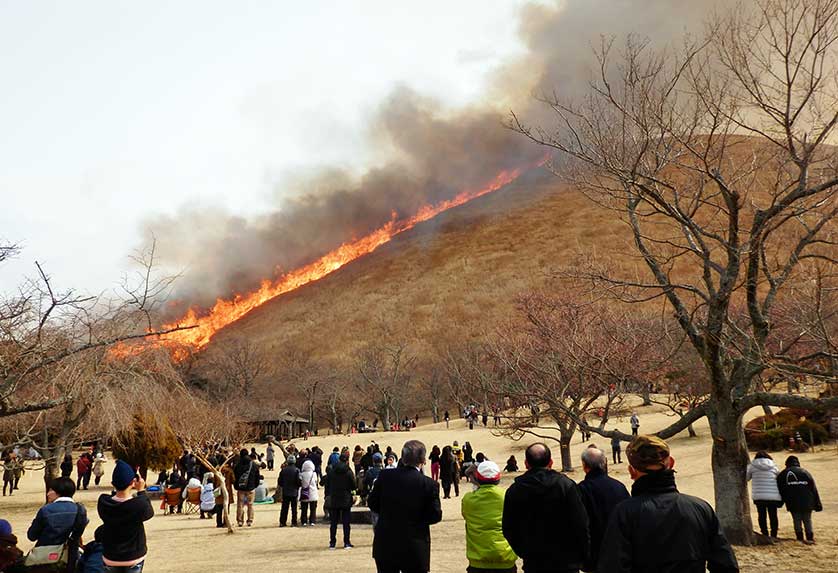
[
  {"x1": 597, "y1": 470, "x2": 738, "y2": 573},
  {"x1": 323, "y1": 461, "x2": 355, "y2": 509},
  {"x1": 462, "y1": 484, "x2": 517, "y2": 570},
  {"x1": 300, "y1": 460, "x2": 319, "y2": 502},
  {"x1": 746, "y1": 459, "x2": 781, "y2": 502},
  {"x1": 502, "y1": 467, "x2": 590, "y2": 572},
  {"x1": 95, "y1": 492, "x2": 154, "y2": 563},
  {"x1": 777, "y1": 461, "x2": 822, "y2": 513}
]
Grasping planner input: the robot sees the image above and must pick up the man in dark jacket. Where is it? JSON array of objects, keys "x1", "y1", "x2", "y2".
[
  {"x1": 777, "y1": 455, "x2": 822, "y2": 544},
  {"x1": 233, "y1": 450, "x2": 260, "y2": 527},
  {"x1": 27, "y1": 477, "x2": 88, "y2": 571},
  {"x1": 577, "y1": 447, "x2": 629, "y2": 571},
  {"x1": 368, "y1": 440, "x2": 442, "y2": 573},
  {"x1": 323, "y1": 451, "x2": 356, "y2": 549},
  {"x1": 96, "y1": 459, "x2": 154, "y2": 572},
  {"x1": 502, "y1": 443, "x2": 590, "y2": 573},
  {"x1": 598, "y1": 436, "x2": 738, "y2": 573},
  {"x1": 278, "y1": 455, "x2": 302, "y2": 527}
]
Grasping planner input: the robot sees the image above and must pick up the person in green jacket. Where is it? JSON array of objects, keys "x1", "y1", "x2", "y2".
[{"x1": 461, "y1": 460, "x2": 518, "y2": 572}]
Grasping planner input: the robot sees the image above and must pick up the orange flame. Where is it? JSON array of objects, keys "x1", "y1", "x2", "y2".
[{"x1": 116, "y1": 161, "x2": 543, "y2": 358}]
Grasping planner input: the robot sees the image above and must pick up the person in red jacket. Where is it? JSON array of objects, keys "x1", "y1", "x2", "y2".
[{"x1": 76, "y1": 453, "x2": 93, "y2": 491}]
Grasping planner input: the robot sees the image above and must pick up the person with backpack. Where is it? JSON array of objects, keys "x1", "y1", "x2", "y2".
[
  {"x1": 777, "y1": 455, "x2": 822, "y2": 544},
  {"x1": 278, "y1": 455, "x2": 302, "y2": 527},
  {"x1": 96, "y1": 460, "x2": 153, "y2": 572},
  {"x1": 26, "y1": 477, "x2": 88, "y2": 573},
  {"x1": 746, "y1": 451, "x2": 782, "y2": 539},
  {"x1": 233, "y1": 450, "x2": 260, "y2": 527},
  {"x1": 299, "y1": 459, "x2": 320, "y2": 526}
]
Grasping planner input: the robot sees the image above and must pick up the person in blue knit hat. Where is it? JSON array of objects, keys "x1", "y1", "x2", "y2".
[{"x1": 95, "y1": 460, "x2": 153, "y2": 572}]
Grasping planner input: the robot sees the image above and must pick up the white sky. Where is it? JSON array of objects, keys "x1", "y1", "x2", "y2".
[{"x1": 0, "y1": 0, "x2": 530, "y2": 296}]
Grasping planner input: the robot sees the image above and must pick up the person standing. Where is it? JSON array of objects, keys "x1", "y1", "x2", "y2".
[
  {"x1": 299, "y1": 460, "x2": 319, "y2": 526},
  {"x1": 27, "y1": 477, "x2": 88, "y2": 572},
  {"x1": 2, "y1": 453, "x2": 14, "y2": 497},
  {"x1": 576, "y1": 447, "x2": 629, "y2": 571},
  {"x1": 746, "y1": 451, "x2": 782, "y2": 539},
  {"x1": 278, "y1": 455, "x2": 302, "y2": 527},
  {"x1": 266, "y1": 442, "x2": 275, "y2": 472},
  {"x1": 777, "y1": 455, "x2": 822, "y2": 544},
  {"x1": 429, "y1": 446, "x2": 441, "y2": 482},
  {"x1": 444, "y1": 411, "x2": 450, "y2": 429},
  {"x1": 60, "y1": 454, "x2": 73, "y2": 478},
  {"x1": 93, "y1": 453, "x2": 107, "y2": 486},
  {"x1": 233, "y1": 449, "x2": 260, "y2": 527},
  {"x1": 610, "y1": 433, "x2": 622, "y2": 464},
  {"x1": 76, "y1": 453, "x2": 92, "y2": 491},
  {"x1": 629, "y1": 413, "x2": 640, "y2": 436},
  {"x1": 368, "y1": 440, "x2": 442, "y2": 573},
  {"x1": 461, "y1": 461, "x2": 517, "y2": 573},
  {"x1": 597, "y1": 436, "x2": 738, "y2": 572},
  {"x1": 96, "y1": 460, "x2": 154, "y2": 573},
  {"x1": 323, "y1": 451, "x2": 355, "y2": 549},
  {"x1": 502, "y1": 443, "x2": 589, "y2": 573},
  {"x1": 439, "y1": 446, "x2": 459, "y2": 499}
]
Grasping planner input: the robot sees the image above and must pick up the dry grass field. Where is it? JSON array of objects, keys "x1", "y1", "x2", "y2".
[{"x1": 2, "y1": 401, "x2": 836, "y2": 572}]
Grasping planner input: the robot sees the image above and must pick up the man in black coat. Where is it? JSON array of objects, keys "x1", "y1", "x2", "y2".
[
  {"x1": 368, "y1": 439, "x2": 442, "y2": 573},
  {"x1": 577, "y1": 447, "x2": 629, "y2": 571},
  {"x1": 598, "y1": 435, "x2": 739, "y2": 573},
  {"x1": 502, "y1": 443, "x2": 590, "y2": 573},
  {"x1": 278, "y1": 455, "x2": 302, "y2": 527},
  {"x1": 777, "y1": 455, "x2": 822, "y2": 543},
  {"x1": 323, "y1": 451, "x2": 356, "y2": 549}
]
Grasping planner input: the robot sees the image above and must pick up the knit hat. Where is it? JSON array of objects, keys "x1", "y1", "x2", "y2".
[
  {"x1": 626, "y1": 435, "x2": 670, "y2": 472},
  {"x1": 474, "y1": 461, "x2": 501, "y2": 484},
  {"x1": 372, "y1": 452, "x2": 383, "y2": 462},
  {"x1": 287, "y1": 455, "x2": 296, "y2": 465},
  {"x1": 0, "y1": 519, "x2": 11, "y2": 537},
  {"x1": 112, "y1": 459, "x2": 136, "y2": 490}
]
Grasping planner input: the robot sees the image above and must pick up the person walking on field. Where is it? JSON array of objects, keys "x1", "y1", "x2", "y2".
[
  {"x1": 746, "y1": 451, "x2": 782, "y2": 539},
  {"x1": 610, "y1": 433, "x2": 622, "y2": 464},
  {"x1": 597, "y1": 436, "x2": 738, "y2": 572},
  {"x1": 630, "y1": 413, "x2": 640, "y2": 436},
  {"x1": 368, "y1": 440, "x2": 442, "y2": 573},
  {"x1": 278, "y1": 455, "x2": 302, "y2": 527},
  {"x1": 96, "y1": 460, "x2": 154, "y2": 573},
  {"x1": 577, "y1": 447, "x2": 629, "y2": 572},
  {"x1": 502, "y1": 443, "x2": 590, "y2": 573},
  {"x1": 429, "y1": 446, "x2": 441, "y2": 482},
  {"x1": 323, "y1": 451, "x2": 355, "y2": 549},
  {"x1": 233, "y1": 449, "x2": 260, "y2": 527},
  {"x1": 444, "y1": 410, "x2": 450, "y2": 429},
  {"x1": 777, "y1": 455, "x2": 822, "y2": 544},
  {"x1": 462, "y1": 460, "x2": 517, "y2": 573},
  {"x1": 76, "y1": 453, "x2": 93, "y2": 491}
]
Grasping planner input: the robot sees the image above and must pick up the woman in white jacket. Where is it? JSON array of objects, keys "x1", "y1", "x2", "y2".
[
  {"x1": 747, "y1": 451, "x2": 782, "y2": 538},
  {"x1": 299, "y1": 460, "x2": 319, "y2": 526}
]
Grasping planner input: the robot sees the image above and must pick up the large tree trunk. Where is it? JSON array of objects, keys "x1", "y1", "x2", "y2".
[{"x1": 707, "y1": 400, "x2": 753, "y2": 545}]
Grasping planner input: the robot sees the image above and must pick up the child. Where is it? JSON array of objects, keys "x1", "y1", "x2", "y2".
[{"x1": 504, "y1": 455, "x2": 519, "y2": 472}]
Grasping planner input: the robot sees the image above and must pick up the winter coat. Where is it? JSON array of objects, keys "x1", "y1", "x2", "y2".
[
  {"x1": 746, "y1": 459, "x2": 781, "y2": 502},
  {"x1": 27, "y1": 499, "x2": 88, "y2": 547},
  {"x1": 598, "y1": 470, "x2": 739, "y2": 573},
  {"x1": 368, "y1": 465, "x2": 442, "y2": 572},
  {"x1": 95, "y1": 492, "x2": 154, "y2": 563},
  {"x1": 77, "y1": 456, "x2": 92, "y2": 476},
  {"x1": 300, "y1": 460, "x2": 319, "y2": 502},
  {"x1": 266, "y1": 444, "x2": 275, "y2": 462},
  {"x1": 777, "y1": 463, "x2": 822, "y2": 514},
  {"x1": 233, "y1": 459, "x2": 260, "y2": 492},
  {"x1": 278, "y1": 465, "x2": 302, "y2": 499},
  {"x1": 60, "y1": 459, "x2": 73, "y2": 478},
  {"x1": 502, "y1": 467, "x2": 590, "y2": 573},
  {"x1": 461, "y1": 484, "x2": 517, "y2": 570},
  {"x1": 200, "y1": 484, "x2": 216, "y2": 511},
  {"x1": 577, "y1": 468, "x2": 630, "y2": 571},
  {"x1": 439, "y1": 456, "x2": 458, "y2": 483},
  {"x1": 92, "y1": 457, "x2": 106, "y2": 478},
  {"x1": 0, "y1": 533, "x2": 23, "y2": 573},
  {"x1": 323, "y1": 461, "x2": 355, "y2": 509}
]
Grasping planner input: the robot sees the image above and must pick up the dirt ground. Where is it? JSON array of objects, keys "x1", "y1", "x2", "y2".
[{"x1": 2, "y1": 403, "x2": 836, "y2": 572}]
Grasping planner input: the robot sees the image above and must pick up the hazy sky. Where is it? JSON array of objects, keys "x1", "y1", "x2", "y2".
[{"x1": 0, "y1": 1, "x2": 530, "y2": 295}]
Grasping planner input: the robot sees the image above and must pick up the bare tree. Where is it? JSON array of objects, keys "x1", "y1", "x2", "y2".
[
  {"x1": 511, "y1": 0, "x2": 838, "y2": 543},
  {"x1": 205, "y1": 336, "x2": 269, "y2": 399},
  {"x1": 355, "y1": 337, "x2": 414, "y2": 430}
]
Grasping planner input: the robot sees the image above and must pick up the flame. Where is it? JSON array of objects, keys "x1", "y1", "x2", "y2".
[{"x1": 117, "y1": 161, "x2": 543, "y2": 358}]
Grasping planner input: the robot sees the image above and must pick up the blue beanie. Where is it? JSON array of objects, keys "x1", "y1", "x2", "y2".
[
  {"x1": 0, "y1": 519, "x2": 11, "y2": 537},
  {"x1": 372, "y1": 452, "x2": 383, "y2": 462},
  {"x1": 112, "y1": 460, "x2": 136, "y2": 490}
]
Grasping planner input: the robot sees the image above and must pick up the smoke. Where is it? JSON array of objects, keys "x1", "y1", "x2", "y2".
[{"x1": 147, "y1": 0, "x2": 730, "y2": 315}]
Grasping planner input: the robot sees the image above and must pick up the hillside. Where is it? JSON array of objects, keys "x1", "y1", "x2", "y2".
[{"x1": 198, "y1": 167, "x2": 633, "y2": 364}]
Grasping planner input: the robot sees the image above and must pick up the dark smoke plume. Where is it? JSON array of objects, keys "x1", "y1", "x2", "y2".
[{"x1": 147, "y1": 0, "x2": 727, "y2": 315}]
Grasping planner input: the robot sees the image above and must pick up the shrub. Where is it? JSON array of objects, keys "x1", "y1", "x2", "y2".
[
  {"x1": 745, "y1": 408, "x2": 830, "y2": 451},
  {"x1": 112, "y1": 410, "x2": 182, "y2": 474}
]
